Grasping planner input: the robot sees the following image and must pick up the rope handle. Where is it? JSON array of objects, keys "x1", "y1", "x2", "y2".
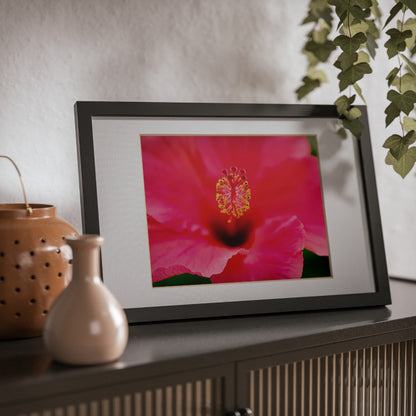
[{"x1": 0, "y1": 155, "x2": 32, "y2": 216}]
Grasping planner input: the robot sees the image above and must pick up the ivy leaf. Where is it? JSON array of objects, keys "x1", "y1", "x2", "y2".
[
  {"x1": 383, "y1": 2, "x2": 403, "y2": 29},
  {"x1": 386, "y1": 67, "x2": 400, "y2": 86},
  {"x1": 328, "y1": 0, "x2": 371, "y2": 24},
  {"x1": 303, "y1": 0, "x2": 334, "y2": 26},
  {"x1": 307, "y1": 69, "x2": 328, "y2": 83},
  {"x1": 366, "y1": 32, "x2": 378, "y2": 58},
  {"x1": 304, "y1": 48, "x2": 320, "y2": 67},
  {"x1": 342, "y1": 117, "x2": 364, "y2": 138},
  {"x1": 388, "y1": 147, "x2": 416, "y2": 178},
  {"x1": 305, "y1": 40, "x2": 336, "y2": 62},
  {"x1": 340, "y1": 20, "x2": 368, "y2": 37},
  {"x1": 312, "y1": 25, "x2": 331, "y2": 43},
  {"x1": 401, "y1": 18, "x2": 416, "y2": 49},
  {"x1": 338, "y1": 62, "x2": 372, "y2": 91},
  {"x1": 303, "y1": 12, "x2": 318, "y2": 25},
  {"x1": 403, "y1": 116, "x2": 416, "y2": 132},
  {"x1": 296, "y1": 76, "x2": 321, "y2": 100},
  {"x1": 404, "y1": 130, "x2": 415, "y2": 144},
  {"x1": 400, "y1": 53, "x2": 416, "y2": 76},
  {"x1": 334, "y1": 32, "x2": 367, "y2": 54},
  {"x1": 353, "y1": 0, "x2": 373, "y2": 9},
  {"x1": 402, "y1": 0, "x2": 416, "y2": 15},
  {"x1": 337, "y1": 11, "x2": 349, "y2": 30},
  {"x1": 334, "y1": 94, "x2": 356, "y2": 115},
  {"x1": 385, "y1": 102, "x2": 401, "y2": 126},
  {"x1": 335, "y1": 95, "x2": 362, "y2": 121},
  {"x1": 302, "y1": 0, "x2": 330, "y2": 24},
  {"x1": 350, "y1": 7, "x2": 371, "y2": 21},
  {"x1": 371, "y1": 0, "x2": 382, "y2": 22},
  {"x1": 384, "y1": 28, "x2": 413, "y2": 59},
  {"x1": 366, "y1": 19, "x2": 380, "y2": 38},
  {"x1": 387, "y1": 89, "x2": 416, "y2": 114},
  {"x1": 320, "y1": 7, "x2": 335, "y2": 27},
  {"x1": 357, "y1": 50, "x2": 370, "y2": 63},
  {"x1": 383, "y1": 134, "x2": 406, "y2": 159},
  {"x1": 334, "y1": 51, "x2": 358, "y2": 70},
  {"x1": 361, "y1": 20, "x2": 380, "y2": 60},
  {"x1": 383, "y1": 131, "x2": 416, "y2": 160},
  {"x1": 346, "y1": 107, "x2": 362, "y2": 120},
  {"x1": 392, "y1": 72, "x2": 416, "y2": 92}
]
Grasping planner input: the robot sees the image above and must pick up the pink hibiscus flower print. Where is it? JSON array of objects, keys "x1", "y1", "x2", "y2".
[{"x1": 140, "y1": 135, "x2": 330, "y2": 286}]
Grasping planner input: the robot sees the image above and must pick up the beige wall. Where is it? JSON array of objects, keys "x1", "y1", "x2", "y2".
[{"x1": 0, "y1": 0, "x2": 414, "y2": 279}]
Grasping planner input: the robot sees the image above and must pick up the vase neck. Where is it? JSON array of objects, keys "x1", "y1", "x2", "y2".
[{"x1": 66, "y1": 235, "x2": 103, "y2": 281}]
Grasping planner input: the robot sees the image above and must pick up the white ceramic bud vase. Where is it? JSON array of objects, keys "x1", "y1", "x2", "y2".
[{"x1": 43, "y1": 235, "x2": 128, "y2": 365}]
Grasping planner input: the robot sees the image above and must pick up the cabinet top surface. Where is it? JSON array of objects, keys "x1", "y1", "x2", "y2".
[{"x1": 0, "y1": 278, "x2": 415, "y2": 400}]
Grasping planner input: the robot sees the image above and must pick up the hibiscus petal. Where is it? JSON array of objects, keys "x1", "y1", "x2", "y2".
[
  {"x1": 254, "y1": 157, "x2": 329, "y2": 256},
  {"x1": 141, "y1": 136, "x2": 217, "y2": 233},
  {"x1": 196, "y1": 135, "x2": 312, "y2": 181},
  {"x1": 211, "y1": 215, "x2": 305, "y2": 283},
  {"x1": 147, "y1": 217, "x2": 241, "y2": 283}
]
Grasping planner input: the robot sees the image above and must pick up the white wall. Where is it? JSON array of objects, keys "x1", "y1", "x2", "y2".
[{"x1": 0, "y1": 0, "x2": 414, "y2": 279}]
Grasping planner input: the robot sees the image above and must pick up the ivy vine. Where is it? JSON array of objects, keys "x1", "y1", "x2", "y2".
[
  {"x1": 383, "y1": 2, "x2": 416, "y2": 177},
  {"x1": 296, "y1": 0, "x2": 334, "y2": 100},
  {"x1": 297, "y1": 0, "x2": 416, "y2": 178}
]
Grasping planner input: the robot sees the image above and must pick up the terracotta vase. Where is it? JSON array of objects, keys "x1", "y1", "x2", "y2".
[
  {"x1": 43, "y1": 235, "x2": 129, "y2": 365},
  {"x1": 0, "y1": 204, "x2": 78, "y2": 339}
]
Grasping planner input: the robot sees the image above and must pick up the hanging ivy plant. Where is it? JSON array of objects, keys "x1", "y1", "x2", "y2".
[
  {"x1": 296, "y1": 0, "x2": 335, "y2": 100},
  {"x1": 297, "y1": 0, "x2": 416, "y2": 178}
]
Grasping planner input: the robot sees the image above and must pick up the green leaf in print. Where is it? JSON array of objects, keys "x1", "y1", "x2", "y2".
[{"x1": 153, "y1": 273, "x2": 212, "y2": 287}]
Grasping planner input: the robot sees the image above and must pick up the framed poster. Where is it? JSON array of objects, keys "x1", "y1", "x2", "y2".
[{"x1": 74, "y1": 102, "x2": 391, "y2": 323}]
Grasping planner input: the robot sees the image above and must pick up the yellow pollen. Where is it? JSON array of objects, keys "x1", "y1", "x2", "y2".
[{"x1": 216, "y1": 167, "x2": 251, "y2": 221}]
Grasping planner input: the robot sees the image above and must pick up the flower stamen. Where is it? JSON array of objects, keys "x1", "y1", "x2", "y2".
[{"x1": 216, "y1": 167, "x2": 251, "y2": 222}]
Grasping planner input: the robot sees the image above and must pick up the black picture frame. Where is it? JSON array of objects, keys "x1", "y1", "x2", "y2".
[{"x1": 75, "y1": 101, "x2": 391, "y2": 323}]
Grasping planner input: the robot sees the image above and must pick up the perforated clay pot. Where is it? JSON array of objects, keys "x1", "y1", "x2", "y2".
[{"x1": 0, "y1": 156, "x2": 78, "y2": 339}]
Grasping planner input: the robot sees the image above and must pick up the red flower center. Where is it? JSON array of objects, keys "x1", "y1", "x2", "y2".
[
  {"x1": 216, "y1": 167, "x2": 251, "y2": 223},
  {"x1": 212, "y1": 167, "x2": 254, "y2": 247}
]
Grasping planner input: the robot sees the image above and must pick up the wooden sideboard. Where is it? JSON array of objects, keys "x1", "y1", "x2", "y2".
[{"x1": 1, "y1": 278, "x2": 416, "y2": 416}]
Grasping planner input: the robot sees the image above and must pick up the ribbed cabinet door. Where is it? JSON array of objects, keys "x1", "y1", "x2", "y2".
[
  {"x1": 3, "y1": 364, "x2": 235, "y2": 416},
  {"x1": 236, "y1": 340, "x2": 416, "y2": 416}
]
